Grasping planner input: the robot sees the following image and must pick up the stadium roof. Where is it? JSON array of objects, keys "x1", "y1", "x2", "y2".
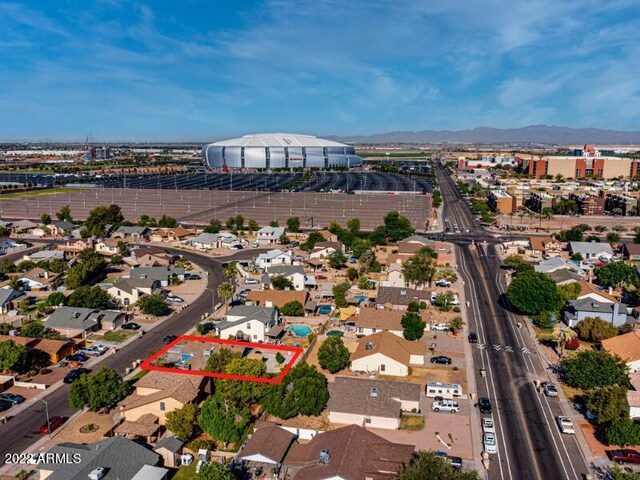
[{"x1": 208, "y1": 133, "x2": 349, "y2": 148}]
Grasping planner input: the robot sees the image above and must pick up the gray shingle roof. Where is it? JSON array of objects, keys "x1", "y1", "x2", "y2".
[
  {"x1": 0, "y1": 287, "x2": 23, "y2": 306},
  {"x1": 376, "y1": 286, "x2": 430, "y2": 306},
  {"x1": 116, "y1": 225, "x2": 149, "y2": 235},
  {"x1": 568, "y1": 241, "x2": 613, "y2": 255},
  {"x1": 268, "y1": 265, "x2": 304, "y2": 276},
  {"x1": 154, "y1": 436, "x2": 184, "y2": 453},
  {"x1": 129, "y1": 266, "x2": 183, "y2": 282}
]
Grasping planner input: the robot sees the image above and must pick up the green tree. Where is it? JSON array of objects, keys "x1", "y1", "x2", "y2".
[
  {"x1": 56, "y1": 205, "x2": 72, "y2": 222},
  {"x1": 382, "y1": 211, "x2": 415, "y2": 242},
  {"x1": 595, "y1": 225, "x2": 608, "y2": 233},
  {"x1": 217, "y1": 282, "x2": 234, "y2": 312},
  {"x1": 65, "y1": 249, "x2": 107, "y2": 289},
  {"x1": 332, "y1": 282, "x2": 350, "y2": 308},
  {"x1": 68, "y1": 367, "x2": 129, "y2": 411},
  {"x1": 358, "y1": 249, "x2": 376, "y2": 274},
  {"x1": 347, "y1": 267, "x2": 359, "y2": 281},
  {"x1": 329, "y1": 251, "x2": 347, "y2": 269},
  {"x1": 0, "y1": 340, "x2": 27, "y2": 372},
  {"x1": 165, "y1": 403, "x2": 199, "y2": 441},
  {"x1": 204, "y1": 219, "x2": 222, "y2": 234},
  {"x1": 575, "y1": 316, "x2": 619, "y2": 342},
  {"x1": 158, "y1": 215, "x2": 178, "y2": 228},
  {"x1": 275, "y1": 352, "x2": 285, "y2": 364},
  {"x1": 269, "y1": 220, "x2": 279, "y2": 228},
  {"x1": 606, "y1": 232, "x2": 621, "y2": 243},
  {"x1": 450, "y1": 316, "x2": 465, "y2": 335},
  {"x1": 84, "y1": 204, "x2": 124, "y2": 237},
  {"x1": 357, "y1": 275, "x2": 370, "y2": 290},
  {"x1": 301, "y1": 231, "x2": 325, "y2": 251},
  {"x1": 40, "y1": 213, "x2": 51, "y2": 225},
  {"x1": 507, "y1": 271, "x2": 563, "y2": 315},
  {"x1": 247, "y1": 219, "x2": 259, "y2": 232},
  {"x1": 0, "y1": 323, "x2": 12, "y2": 335},
  {"x1": 137, "y1": 295, "x2": 170, "y2": 316},
  {"x1": 556, "y1": 227, "x2": 584, "y2": 242},
  {"x1": 279, "y1": 233, "x2": 290, "y2": 245},
  {"x1": 199, "y1": 394, "x2": 249, "y2": 445},
  {"x1": 403, "y1": 247, "x2": 437, "y2": 288},
  {"x1": 596, "y1": 262, "x2": 637, "y2": 288},
  {"x1": 401, "y1": 312, "x2": 426, "y2": 340},
  {"x1": 66, "y1": 286, "x2": 111, "y2": 309},
  {"x1": 234, "y1": 215, "x2": 244, "y2": 231},
  {"x1": 503, "y1": 255, "x2": 533, "y2": 275},
  {"x1": 552, "y1": 325, "x2": 577, "y2": 357},
  {"x1": 270, "y1": 276, "x2": 293, "y2": 290},
  {"x1": 317, "y1": 336, "x2": 350, "y2": 373},
  {"x1": 346, "y1": 218, "x2": 361, "y2": 236},
  {"x1": 399, "y1": 450, "x2": 480, "y2": 480},
  {"x1": 226, "y1": 217, "x2": 235, "y2": 230},
  {"x1": 204, "y1": 348, "x2": 241, "y2": 373},
  {"x1": 286, "y1": 217, "x2": 301, "y2": 233},
  {"x1": 216, "y1": 357, "x2": 269, "y2": 404},
  {"x1": 44, "y1": 292, "x2": 65, "y2": 307},
  {"x1": 281, "y1": 300, "x2": 304, "y2": 316},
  {"x1": 223, "y1": 262, "x2": 238, "y2": 284},
  {"x1": 604, "y1": 417, "x2": 640, "y2": 447},
  {"x1": 263, "y1": 362, "x2": 329, "y2": 419},
  {"x1": 557, "y1": 282, "x2": 581, "y2": 303},
  {"x1": 585, "y1": 385, "x2": 629, "y2": 425},
  {"x1": 19, "y1": 321, "x2": 46, "y2": 338},
  {"x1": 194, "y1": 462, "x2": 235, "y2": 480},
  {"x1": 561, "y1": 350, "x2": 629, "y2": 389},
  {"x1": 49, "y1": 258, "x2": 66, "y2": 273}
]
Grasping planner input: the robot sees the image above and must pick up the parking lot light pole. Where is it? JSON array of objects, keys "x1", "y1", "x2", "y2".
[{"x1": 38, "y1": 399, "x2": 51, "y2": 439}]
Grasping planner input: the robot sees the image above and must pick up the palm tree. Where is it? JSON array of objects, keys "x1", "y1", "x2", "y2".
[
  {"x1": 542, "y1": 207, "x2": 554, "y2": 232},
  {"x1": 223, "y1": 262, "x2": 238, "y2": 285},
  {"x1": 217, "y1": 282, "x2": 235, "y2": 313},
  {"x1": 553, "y1": 325, "x2": 577, "y2": 357}
]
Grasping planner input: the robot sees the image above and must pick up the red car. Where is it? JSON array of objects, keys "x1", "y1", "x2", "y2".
[
  {"x1": 39, "y1": 416, "x2": 63, "y2": 434},
  {"x1": 610, "y1": 449, "x2": 640, "y2": 464}
]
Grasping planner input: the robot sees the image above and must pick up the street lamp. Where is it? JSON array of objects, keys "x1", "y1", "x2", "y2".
[{"x1": 38, "y1": 399, "x2": 51, "y2": 439}]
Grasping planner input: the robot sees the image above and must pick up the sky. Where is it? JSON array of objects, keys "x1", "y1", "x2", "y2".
[{"x1": 0, "y1": 0, "x2": 639, "y2": 142}]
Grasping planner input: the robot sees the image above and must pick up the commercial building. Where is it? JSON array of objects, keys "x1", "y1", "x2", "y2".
[
  {"x1": 568, "y1": 193, "x2": 605, "y2": 216},
  {"x1": 487, "y1": 190, "x2": 516, "y2": 214},
  {"x1": 526, "y1": 193, "x2": 555, "y2": 213},
  {"x1": 202, "y1": 133, "x2": 363, "y2": 170},
  {"x1": 605, "y1": 194, "x2": 640, "y2": 216}
]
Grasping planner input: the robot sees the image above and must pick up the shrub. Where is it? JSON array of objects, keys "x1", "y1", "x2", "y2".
[{"x1": 565, "y1": 338, "x2": 580, "y2": 351}]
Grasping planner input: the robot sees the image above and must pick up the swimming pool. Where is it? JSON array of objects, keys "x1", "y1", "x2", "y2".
[
  {"x1": 353, "y1": 295, "x2": 368, "y2": 303},
  {"x1": 318, "y1": 305, "x2": 333, "y2": 315},
  {"x1": 327, "y1": 330, "x2": 344, "y2": 337},
  {"x1": 285, "y1": 324, "x2": 312, "y2": 337}
]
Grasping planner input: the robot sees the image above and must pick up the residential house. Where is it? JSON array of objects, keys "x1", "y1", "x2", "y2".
[
  {"x1": 19, "y1": 267, "x2": 61, "y2": 291},
  {"x1": 387, "y1": 237, "x2": 453, "y2": 267},
  {"x1": 563, "y1": 298, "x2": 633, "y2": 328},
  {"x1": 266, "y1": 265, "x2": 306, "y2": 291},
  {"x1": 375, "y1": 286, "x2": 431, "y2": 310},
  {"x1": 95, "y1": 239, "x2": 120, "y2": 256},
  {"x1": 568, "y1": 241, "x2": 615, "y2": 261},
  {"x1": 130, "y1": 247, "x2": 173, "y2": 267},
  {"x1": 190, "y1": 232, "x2": 239, "y2": 250},
  {"x1": 108, "y1": 278, "x2": 161, "y2": 306},
  {"x1": 281, "y1": 424, "x2": 414, "y2": 480},
  {"x1": 45, "y1": 306, "x2": 127, "y2": 338},
  {"x1": 576, "y1": 281, "x2": 618, "y2": 304},
  {"x1": 328, "y1": 377, "x2": 421, "y2": 430},
  {"x1": 151, "y1": 226, "x2": 193, "y2": 242},
  {"x1": 350, "y1": 331, "x2": 426, "y2": 376},
  {"x1": 384, "y1": 262, "x2": 406, "y2": 288},
  {"x1": 113, "y1": 225, "x2": 150, "y2": 240},
  {"x1": 129, "y1": 266, "x2": 185, "y2": 287},
  {"x1": 309, "y1": 241, "x2": 345, "y2": 260},
  {"x1": 236, "y1": 424, "x2": 296, "y2": 471},
  {"x1": 0, "y1": 287, "x2": 23, "y2": 313},
  {"x1": 153, "y1": 437, "x2": 184, "y2": 468},
  {"x1": 61, "y1": 238, "x2": 94, "y2": 254},
  {"x1": 30, "y1": 225, "x2": 53, "y2": 237},
  {"x1": 317, "y1": 229, "x2": 339, "y2": 242},
  {"x1": 534, "y1": 257, "x2": 582, "y2": 275},
  {"x1": 49, "y1": 220, "x2": 75, "y2": 236},
  {"x1": 0, "y1": 238, "x2": 23, "y2": 255},
  {"x1": 547, "y1": 269, "x2": 582, "y2": 285},
  {"x1": 11, "y1": 219, "x2": 37, "y2": 233},
  {"x1": 256, "y1": 226, "x2": 285, "y2": 244},
  {"x1": 218, "y1": 305, "x2": 280, "y2": 342},
  {"x1": 36, "y1": 437, "x2": 165, "y2": 480},
  {"x1": 602, "y1": 331, "x2": 640, "y2": 372},
  {"x1": 627, "y1": 373, "x2": 640, "y2": 420},
  {"x1": 256, "y1": 249, "x2": 293, "y2": 269},
  {"x1": 352, "y1": 308, "x2": 429, "y2": 337},
  {"x1": 246, "y1": 290, "x2": 308, "y2": 309},
  {"x1": 22, "y1": 249, "x2": 65, "y2": 262},
  {"x1": 622, "y1": 243, "x2": 640, "y2": 261},
  {"x1": 529, "y1": 236, "x2": 563, "y2": 258},
  {"x1": 118, "y1": 370, "x2": 209, "y2": 425},
  {"x1": 0, "y1": 334, "x2": 75, "y2": 364}
]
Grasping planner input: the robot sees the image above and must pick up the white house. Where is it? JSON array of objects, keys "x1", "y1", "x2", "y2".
[
  {"x1": 384, "y1": 262, "x2": 406, "y2": 288},
  {"x1": 218, "y1": 305, "x2": 280, "y2": 343},
  {"x1": 22, "y1": 250, "x2": 65, "y2": 262},
  {"x1": 191, "y1": 232, "x2": 238, "y2": 250},
  {"x1": 107, "y1": 278, "x2": 161, "y2": 306},
  {"x1": 425, "y1": 381, "x2": 463, "y2": 399},
  {"x1": 568, "y1": 241, "x2": 615, "y2": 261},
  {"x1": 266, "y1": 265, "x2": 306, "y2": 291},
  {"x1": 95, "y1": 239, "x2": 120, "y2": 256},
  {"x1": 309, "y1": 241, "x2": 345, "y2": 260},
  {"x1": 350, "y1": 331, "x2": 425, "y2": 377},
  {"x1": 256, "y1": 249, "x2": 292, "y2": 269},
  {"x1": 328, "y1": 377, "x2": 421, "y2": 430},
  {"x1": 256, "y1": 226, "x2": 285, "y2": 244}
]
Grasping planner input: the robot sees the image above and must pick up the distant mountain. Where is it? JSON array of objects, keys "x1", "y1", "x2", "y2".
[{"x1": 330, "y1": 125, "x2": 640, "y2": 145}]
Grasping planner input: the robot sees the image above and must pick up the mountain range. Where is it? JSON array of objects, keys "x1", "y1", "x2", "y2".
[{"x1": 330, "y1": 125, "x2": 640, "y2": 145}]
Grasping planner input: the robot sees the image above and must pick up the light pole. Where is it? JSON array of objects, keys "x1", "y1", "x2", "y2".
[{"x1": 38, "y1": 399, "x2": 51, "y2": 439}]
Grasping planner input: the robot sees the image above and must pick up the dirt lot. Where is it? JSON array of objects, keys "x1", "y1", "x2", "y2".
[{"x1": 54, "y1": 410, "x2": 116, "y2": 444}]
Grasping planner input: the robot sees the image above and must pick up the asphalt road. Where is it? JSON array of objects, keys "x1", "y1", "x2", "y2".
[
  {"x1": 434, "y1": 160, "x2": 589, "y2": 480},
  {"x1": 0, "y1": 247, "x2": 256, "y2": 459}
]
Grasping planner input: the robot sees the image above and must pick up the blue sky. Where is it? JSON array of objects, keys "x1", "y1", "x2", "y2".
[{"x1": 0, "y1": 0, "x2": 639, "y2": 141}]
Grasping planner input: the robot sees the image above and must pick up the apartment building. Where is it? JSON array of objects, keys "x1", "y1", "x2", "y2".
[
  {"x1": 487, "y1": 190, "x2": 516, "y2": 214},
  {"x1": 605, "y1": 194, "x2": 640, "y2": 216},
  {"x1": 526, "y1": 192, "x2": 556, "y2": 213},
  {"x1": 517, "y1": 155, "x2": 639, "y2": 179},
  {"x1": 568, "y1": 193, "x2": 605, "y2": 216}
]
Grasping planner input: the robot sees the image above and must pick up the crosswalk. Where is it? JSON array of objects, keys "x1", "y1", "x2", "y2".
[{"x1": 476, "y1": 343, "x2": 531, "y2": 355}]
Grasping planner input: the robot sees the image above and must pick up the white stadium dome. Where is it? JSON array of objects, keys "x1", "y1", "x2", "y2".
[{"x1": 202, "y1": 133, "x2": 362, "y2": 169}]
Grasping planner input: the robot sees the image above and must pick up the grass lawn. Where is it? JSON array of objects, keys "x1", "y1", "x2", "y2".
[
  {"x1": 533, "y1": 326, "x2": 556, "y2": 342},
  {"x1": 128, "y1": 369, "x2": 149, "y2": 381},
  {"x1": 90, "y1": 330, "x2": 135, "y2": 343},
  {"x1": 0, "y1": 187, "x2": 81, "y2": 199},
  {"x1": 172, "y1": 464, "x2": 196, "y2": 480},
  {"x1": 400, "y1": 414, "x2": 425, "y2": 431}
]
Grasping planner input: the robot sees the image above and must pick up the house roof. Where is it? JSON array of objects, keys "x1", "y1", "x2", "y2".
[
  {"x1": 547, "y1": 269, "x2": 582, "y2": 284},
  {"x1": 51, "y1": 220, "x2": 75, "y2": 230},
  {"x1": 352, "y1": 308, "x2": 429, "y2": 332},
  {"x1": 167, "y1": 226, "x2": 192, "y2": 237},
  {"x1": 116, "y1": 226, "x2": 149, "y2": 235},
  {"x1": 221, "y1": 305, "x2": 277, "y2": 330},
  {"x1": 130, "y1": 465, "x2": 169, "y2": 480},
  {"x1": 120, "y1": 371, "x2": 204, "y2": 411},
  {"x1": 267, "y1": 265, "x2": 304, "y2": 276},
  {"x1": 238, "y1": 425, "x2": 295, "y2": 464},
  {"x1": 628, "y1": 390, "x2": 640, "y2": 409},
  {"x1": 259, "y1": 249, "x2": 292, "y2": 261},
  {"x1": 129, "y1": 266, "x2": 183, "y2": 282},
  {"x1": 257, "y1": 226, "x2": 285, "y2": 237},
  {"x1": 328, "y1": 377, "x2": 421, "y2": 418},
  {"x1": 376, "y1": 286, "x2": 431, "y2": 306},
  {"x1": 21, "y1": 267, "x2": 60, "y2": 285},
  {"x1": 283, "y1": 424, "x2": 414, "y2": 480},
  {"x1": 402, "y1": 235, "x2": 435, "y2": 246},
  {"x1": 191, "y1": 232, "x2": 222, "y2": 245},
  {"x1": 246, "y1": 290, "x2": 308, "y2": 309},
  {"x1": 110, "y1": 277, "x2": 158, "y2": 294},
  {"x1": 529, "y1": 236, "x2": 559, "y2": 252},
  {"x1": 577, "y1": 281, "x2": 618, "y2": 302},
  {"x1": 534, "y1": 256, "x2": 575, "y2": 273},
  {"x1": 396, "y1": 242, "x2": 426, "y2": 255},
  {"x1": 623, "y1": 243, "x2": 640, "y2": 256},
  {"x1": 36, "y1": 436, "x2": 160, "y2": 480},
  {"x1": 567, "y1": 297, "x2": 626, "y2": 315},
  {"x1": 45, "y1": 307, "x2": 100, "y2": 331},
  {"x1": 601, "y1": 331, "x2": 640, "y2": 362},
  {"x1": 313, "y1": 241, "x2": 343, "y2": 251},
  {"x1": 98, "y1": 239, "x2": 120, "y2": 248},
  {"x1": 351, "y1": 331, "x2": 426, "y2": 365},
  {"x1": 12, "y1": 219, "x2": 37, "y2": 230},
  {"x1": 0, "y1": 334, "x2": 38, "y2": 348},
  {"x1": 114, "y1": 414, "x2": 161, "y2": 437},
  {"x1": 31, "y1": 338, "x2": 73, "y2": 355},
  {"x1": 26, "y1": 250, "x2": 65, "y2": 261},
  {"x1": 568, "y1": 241, "x2": 613, "y2": 255},
  {"x1": 0, "y1": 287, "x2": 23, "y2": 306},
  {"x1": 629, "y1": 372, "x2": 640, "y2": 391},
  {"x1": 154, "y1": 436, "x2": 184, "y2": 453}
]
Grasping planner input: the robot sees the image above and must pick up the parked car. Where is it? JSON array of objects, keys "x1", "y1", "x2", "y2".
[
  {"x1": 230, "y1": 244, "x2": 244, "y2": 250},
  {"x1": 482, "y1": 417, "x2": 495, "y2": 434},
  {"x1": 185, "y1": 273, "x2": 201, "y2": 280},
  {"x1": 288, "y1": 241, "x2": 299, "y2": 248},
  {"x1": 468, "y1": 332, "x2": 478, "y2": 343},
  {"x1": 435, "y1": 280, "x2": 451, "y2": 287},
  {"x1": 432, "y1": 323, "x2": 450, "y2": 332},
  {"x1": 238, "y1": 289, "x2": 251, "y2": 297},
  {"x1": 557, "y1": 416, "x2": 575, "y2": 434},
  {"x1": 0, "y1": 393, "x2": 25, "y2": 405},
  {"x1": 163, "y1": 335, "x2": 178, "y2": 345},
  {"x1": 431, "y1": 400, "x2": 459, "y2": 413},
  {"x1": 39, "y1": 416, "x2": 63, "y2": 434},
  {"x1": 122, "y1": 322, "x2": 141, "y2": 330},
  {"x1": 245, "y1": 278, "x2": 260, "y2": 285},
  {"x1": 0, "y1": 399, "x2": 13, "y2": 412},
  {"x1": 542, "y1": 382, "x2": 558, "y2": 397},
  {"x1": 430, "y1": 356, "x2": 452, "y2": 365},
  {"x1": 166, "y1": 295, "x2": 184, "y2": 303},
  {"x1": 81, "y1": 345, "x2": 108, "y2": 357},
  {"x1": 609, "y1": 449, "x2": 640, "y2": 464},
  {"x1": 478, "y1": 397, "x2": 492, "y2": 414},
  {"x1": 64, "y1": 353, "x2": 88, "y2": 363},
  {"x1": 199, "y1": 322, "x2": 215, "y2": 333},
  {"x1": 446, "y1": 456, "x2": 463, "y2": 470},
  {"x1": 252, "y1": 242, "x2": 259, "y2": 248},
  {"x1": 64, "y1": 368, "x2": 90, "y2": 384},
  {"x1": 483, "y1": 432, "x2": 498, "y2": 454}
]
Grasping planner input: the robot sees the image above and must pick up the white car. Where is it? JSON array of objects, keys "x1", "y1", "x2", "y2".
[
  {"x1": 81, "y1": 345, "x2": 108, "y2": 357},
  {"x1": 483, "y1": 432, "x2": 498, "y2": 454},
  {"x1": 431, "y1": 400, "x2": 459, "y2": 413},
  {"x1": 245, "y1": 278, "x2": 260, "y2": 285},
  {"x1": 166, "y1": 295, "x2": 184, "y2": 303},
  {"x1": 432, "y1": 323, "x2": 451, "y2": 332},
  {"x1": 435, "y1": 280, "x2": 451, "y2": 287},
  {"x1": 557, "y1": 416, "x2": 575, "y2": 434},
  {"x1": 482, "y1": 417, "x2": 495, "y2": 434}
]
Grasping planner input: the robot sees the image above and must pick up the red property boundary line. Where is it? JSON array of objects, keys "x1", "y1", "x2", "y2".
[{"x1": 140, "y1": 335, "x2": 304, "y2": 384}]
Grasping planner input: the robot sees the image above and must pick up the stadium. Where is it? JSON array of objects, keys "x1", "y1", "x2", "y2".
[{"x1": 202, "y1": 133, "x2": 363, "y2": 170}]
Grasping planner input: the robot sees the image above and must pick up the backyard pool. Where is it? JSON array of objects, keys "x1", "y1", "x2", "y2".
[
  {"x1": 285, "y1": 324, "x2": 313, "y2": 337},
  {"x1": 327, "y1": 330, "x2": 344, "y2": 337},
  {"x1": 318, "y1": 305, "x2": 333, "y2": 315},
  {"x1": 353, "y1": 295, "x2": 368, "y2": 304}
]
